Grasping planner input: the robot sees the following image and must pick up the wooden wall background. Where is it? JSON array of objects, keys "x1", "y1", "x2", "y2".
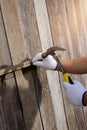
[{"x1": 0, "y1": 0, "x2": 87, "y2": 130}]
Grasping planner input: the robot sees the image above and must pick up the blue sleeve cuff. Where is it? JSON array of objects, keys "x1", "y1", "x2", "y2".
[{"x1": 82, "y1": 91, "x2": 87, "y2": 106}]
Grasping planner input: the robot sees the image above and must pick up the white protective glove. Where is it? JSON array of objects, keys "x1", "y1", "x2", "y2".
[
  {"x1": 63, "y1": 80, "x2": 87, "y2": 106},
  {"x1": 32, "y1": 52, "x2": 58, "y2": 70}
]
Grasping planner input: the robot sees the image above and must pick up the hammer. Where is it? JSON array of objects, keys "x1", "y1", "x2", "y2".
[{"x1": 42, "y1": 46, "x2": 73, "y2": 84}]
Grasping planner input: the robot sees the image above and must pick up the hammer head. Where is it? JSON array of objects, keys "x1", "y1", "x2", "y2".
[{"x1": 42, "y1": 46, "x2": 66, "y2": 58}]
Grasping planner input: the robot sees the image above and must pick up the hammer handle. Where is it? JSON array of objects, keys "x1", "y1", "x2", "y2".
[
  {"x1": 63, "y1": 73, "x2": 74, "y2": 84},
  {"x1": 55, "y1": 56, "x2": 74, "y2": 84}
]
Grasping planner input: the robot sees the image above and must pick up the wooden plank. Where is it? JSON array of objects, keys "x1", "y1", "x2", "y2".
[
  {"x1": 73, "y1": 0, "x2": 86, "y2": 56},
  {"x1": 15, "y1": 70, "x2": 43, "y2": 130},
  {"x1": 3, "y1": 77, "x2": 26, "y2": 130},
  {"x1": 17, "y1": 0, "x2": 57, "y2": 129},
  {"x1": 0, "y1": 95, "x2": 6, "y2": 130},
  {"x1": 73, "y1": 1, "x2": 87, "y2": 129},
  {"x1": 64, "y1": 0, "x2": 81, "y2": 57},
  {"x1": 0, "y1": 6, "x2": 25, "y2": 130},
  {"x1": 46, "y1": 0, "x2": 79, "y2": 130},
  {"x1": 1, "y1": 0, "x2": 87, "y2": 130},
  {"x1": 0, "y1": 0, "x2": 43, "y2": 130},
  {"x1": 74, "y1": 1, "x2": 87, "y2": 129},
  {"x1": 65, "y1": 1, "x2": 87, "y2": 130},
  {"x1": 0, "y1": 0, "x2": 26, "y2": 65},
  {"x1": 80, "y1": 2, "x2": 87, "y2": 128},
  {"x1": 79, "y1": 0, "x2": 87, "y2": 52},
  {"x1": 0, "y1": 0, "x2": 56, "y2": 129},
  {"x1": 0, "y1": 58, "x2": 31, "y2": 77},
  {"x1": 0, "y1": 6, "x2": 11, "y2": 66},
  {"x1": 82, "y1": 0, "x2": 87, "y2": 46},
  {"x1": 45, "y1": 0, "x2": 74, "y2": 58},
  {"x1": 34, "y1": 0, "x2": 68, "y2": 130},
  {"x1": 46, "y1": 0, "x2": 87, "y2": 130}
]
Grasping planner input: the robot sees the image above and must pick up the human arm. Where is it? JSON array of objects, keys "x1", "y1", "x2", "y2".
[
  {"x1": 57, "y1": 57, "x2": 87, "y2": 106},
  {"x1": 32, "y1": 53, "x2": 87, "y2": 106},
  {"x1": 58, "y1": 57, "x2": 87, "y2": 74},
  {"x1": 32, "y1": 54, "x2": 87, "y2": 74},
  {"x1": 58, "y1": 57, "x2": 87, "y2": 106}
]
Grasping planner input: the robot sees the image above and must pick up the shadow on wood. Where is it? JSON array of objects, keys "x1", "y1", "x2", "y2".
[
  {"x1": 22, "y1": 66, "x2": 42, "y2": 129},
  {"x1": 0, "y1": 66, "x2": 42, "y2": 130}
]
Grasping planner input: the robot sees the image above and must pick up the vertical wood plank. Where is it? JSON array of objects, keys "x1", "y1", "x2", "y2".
[
  {"x1": 0, "y1": 5, "x2": 25, "y2": 130},
  {"x1": 73, "y1": 1, "x2": 87, "y2": 129},
  {"x1": 17, "y1": 0, "x2": 57, "y2": 129},
  {"x1": 46, "y1": 0, "x2": 87, "y2": 130},
  {"x1": 66, "y1": 1, "x2": 87, "y2": 130},
  {"x1": 73, "y1": 0, "x2": 86, "y2": 56},
  {"x1": 0, "y1": 6, "x2": 11, "y2": 66},
  {"x1": 74, "y1": 1, "x2": 87, "y2": 129},
  {"x1": 0, "y1": 92, "x2": 6, "y2": 130},
  {"x1": 46, "y1": 0, "x2": 78, "y2": 130},
  {"x1": 34, "y1": 0, "x2": 68, "y2": 130},
  {"x1": 80, "y1": 2, "x2": 87, "y2": 128},
  {"x1": 0, "y1": 0, "x2": 26, "y2": 64},
  {"x1": 0, "y1": 0, "x2": 43, "y2": 130},
  {"x1": 0, "y1": 0, "x2": 87, "y2": 130},
  {"x1": 46, "y1": 0, "x2": 74, "y2": 57},
  {"x1": 79, "y1": 0, "x2": 87, "y2": 55},
  {"x1": 64, "y1": 0, "x2": 81, "y2": 57}
]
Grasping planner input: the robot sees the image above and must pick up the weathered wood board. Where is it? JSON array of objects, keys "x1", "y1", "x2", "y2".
[
  {"x1": 0, "y1": 0, "x2": 87, "y2": 130},
  {"x1": 0, "y1": 3, "x2": 25, "y2": 130},
  {"x1": 46, "y1": 1, "x2": 87, "y2": 130}
]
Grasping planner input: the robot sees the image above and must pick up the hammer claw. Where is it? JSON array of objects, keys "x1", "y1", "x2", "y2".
[{"x1": 42, "y1": 46, "x2": 66, "y2": 58}]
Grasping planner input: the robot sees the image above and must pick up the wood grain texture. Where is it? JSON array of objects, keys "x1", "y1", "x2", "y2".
[
  {"x1": 1, "y1": 0, "x2": 56, "y2": 129},
  {"x1": 17, "y1": 0, "x2": 56, "y2": 129},
  {"x1": 46, "y1": 0, "x2": 87, "y2": 130},
  {"x1": 0, "y1": 0, "x2": 87, "y2": 129},
  {"x1": 0, "y1": 0, "x2": 43, "y2": 130},
  {"x1": 34, "y1": 0, "x2": 68, "y2": 129},
  {"x1": 0, "y1": 96, "x2": 7, "y2": 130},
  {"x1": 0, "y1": 5, "x2": 25, "y2": 130},
  {"x1": 0, "y1": 0, "x2": 26, "y2": 64},
  {"x1": 46, "y1": 1, "x2": 78, "y2": 130}
]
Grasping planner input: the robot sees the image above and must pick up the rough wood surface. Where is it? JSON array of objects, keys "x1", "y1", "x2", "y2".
[
  {"x1": 0, "y1": 0, "x2": 87, "y2": 130},
  {"x1": 1, "y1": 0, "x2": 56, "y2": 130},
  {"x1": 34, "y1": 0, "x2": 68, "y2": 129},
  {"x1": 46, "y1": 1, "x2": 78, "y2": 130},
  {"x1": 0, "y1": 4, "x2": 25, "y2": 130},
  {"x1": 0, "y1": 58, "x2": 31, "y2": 77},
  {"x1": 1, "y1": 0, "x2": 43, "y2": 130},
  {"x1": 17, "y1": 0, "x2": 57, "y2": 129}
]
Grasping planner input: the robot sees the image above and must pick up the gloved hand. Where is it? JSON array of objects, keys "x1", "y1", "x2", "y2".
[
  {"x1": 63, "y1": 80, "x2": 87, "y2": 106},
  {"x1": 32, "y1": 52, "x2": 58, "y2": 70}
]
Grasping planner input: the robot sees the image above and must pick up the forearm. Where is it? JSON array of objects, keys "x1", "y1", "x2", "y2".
[
  {"x1": 58, "y1": 56, "x2": 87, "y2": 106},
  {"x1": 57, "y1": 57, "x2": 87, "y2": 74}
]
